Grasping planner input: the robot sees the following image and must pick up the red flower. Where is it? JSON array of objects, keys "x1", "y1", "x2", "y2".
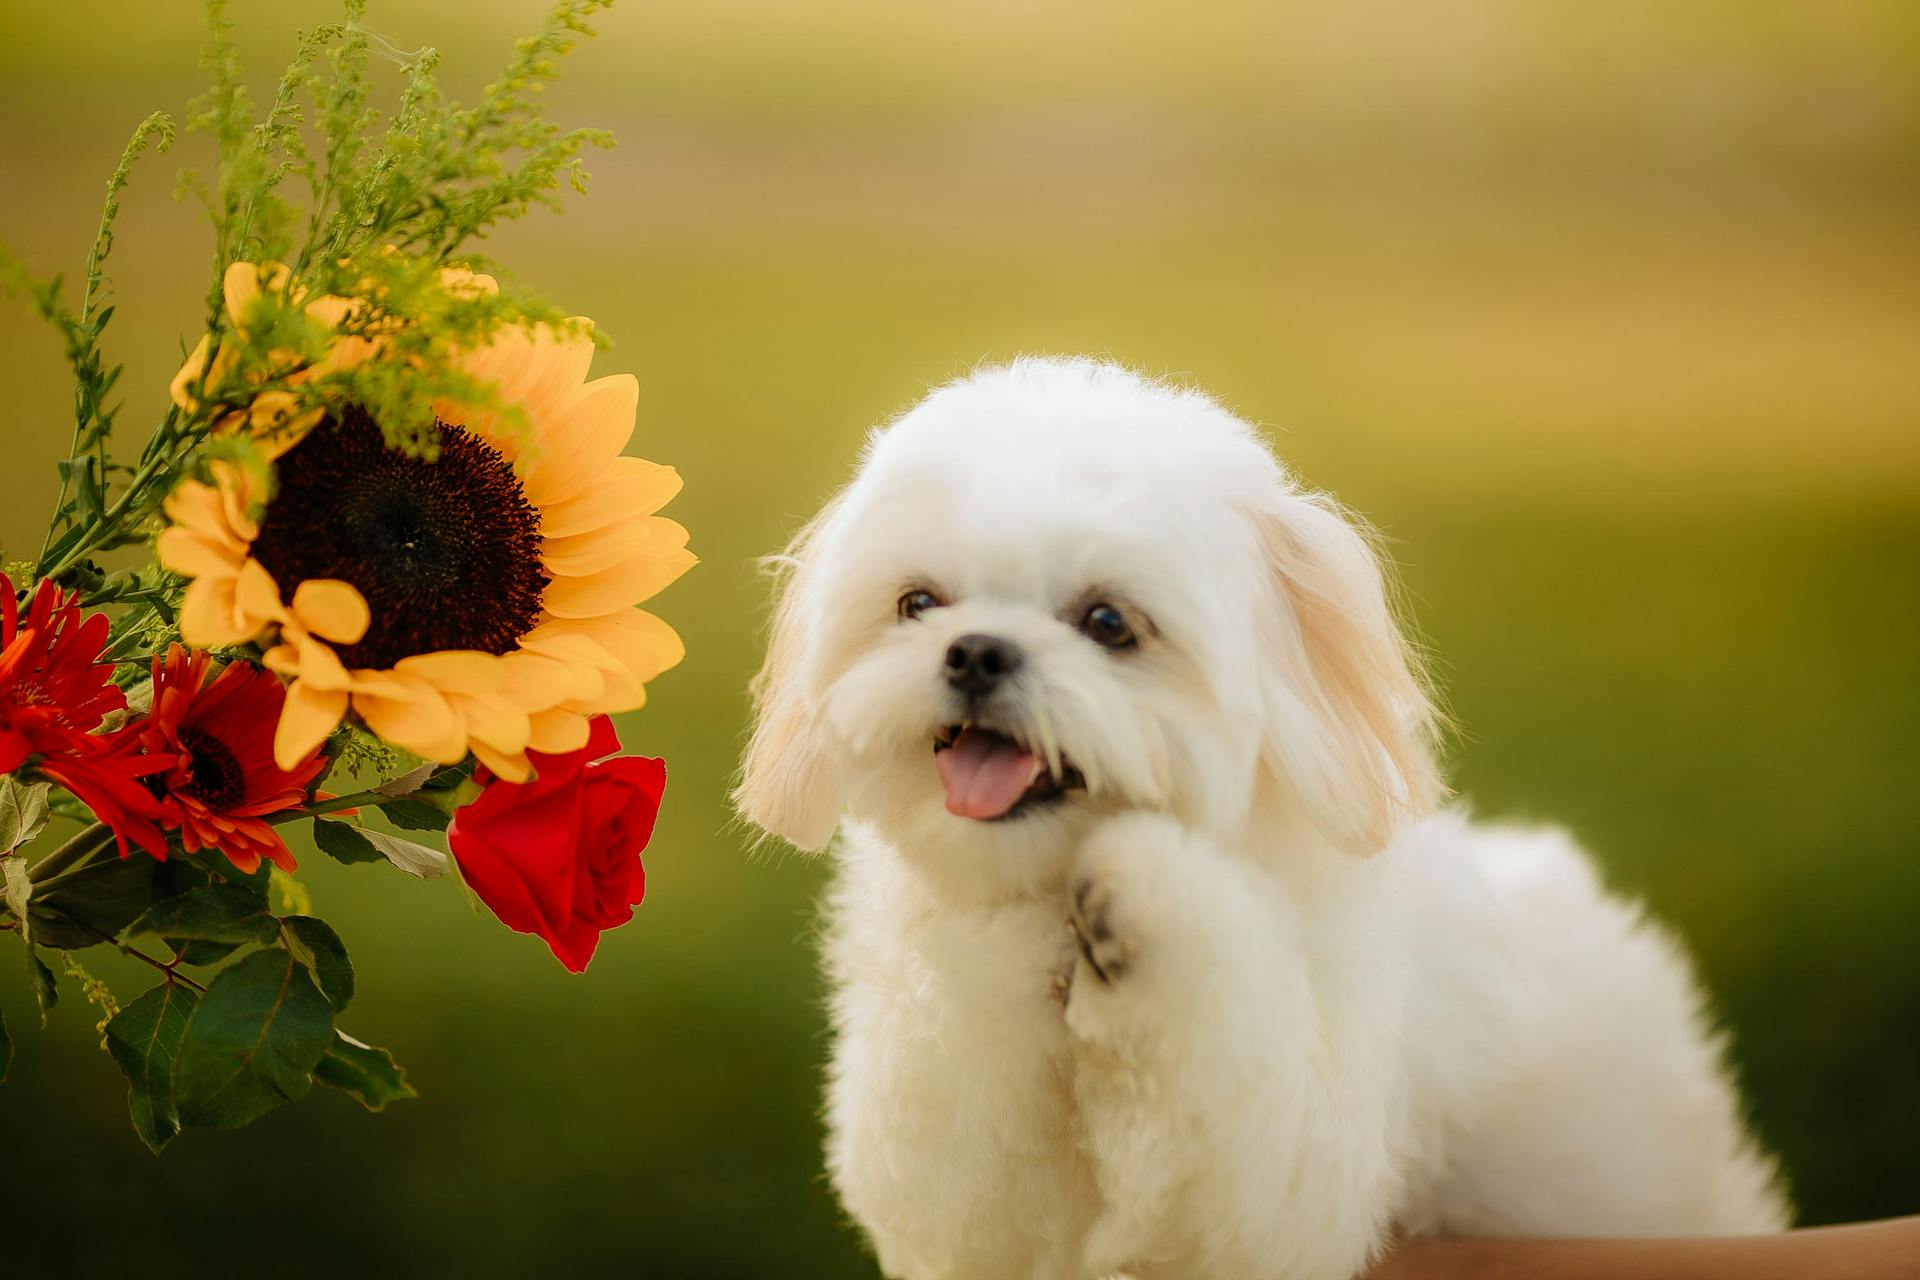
[
  {"x1": 447, "y1": 716, "x2": 663, "y2": 972},
  {"x1": 140, "y1": 645, "x2": 326, "y2": 874},
  {"x1": 0, "y1": 573, "x2": 127, "y2": 769},
  {"x1": 2, "y1": 574, "x2": 172, "y2": 858}
]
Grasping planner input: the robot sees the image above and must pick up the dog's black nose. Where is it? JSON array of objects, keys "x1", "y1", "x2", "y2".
[{"x1": 945, "y1": 633, "x2": 1024, "y2": 697}]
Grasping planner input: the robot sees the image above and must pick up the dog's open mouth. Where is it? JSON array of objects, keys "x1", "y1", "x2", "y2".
[{"x1": 932, "y1": 724, "x2": 1085, "y2": 821}]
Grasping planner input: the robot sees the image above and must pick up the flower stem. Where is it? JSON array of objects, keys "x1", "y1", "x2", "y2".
[
  {"x1": 28, "y1": 821, "x2": 119, "y2": 887},
  {"x1": 114, "y1": 939, "x2": 209, "y2": 993},
  {"x1": 267, "y1": 788, "x2": 388, "y2": 826}
]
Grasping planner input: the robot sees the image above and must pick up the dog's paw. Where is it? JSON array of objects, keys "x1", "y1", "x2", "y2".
[
  {"x1": 1069, "y1": 872, "x2": 1135, "y2": 985},
  {"x1": 1048, "y1": 924, "x2": 1079, "y2": 1006}
]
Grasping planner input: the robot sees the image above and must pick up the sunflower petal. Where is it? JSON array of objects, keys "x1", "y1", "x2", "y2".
[
  {"x1": 180, "y1": 577, "x2": 256, "y2": 647},
  {"x1": 540, "y1": 545, "x2": 698, "y2": 618},
  {"x1": 157, "y1": 527, "x2": 243, "y2": 579},
  {"x1": 521, "y1": 374, "x2": 638, "y2": 508},
  {"x1": 291, "y1": 579, "x2": 371, "y2": 645},
  {"x1": 538, "y1": 458, "x2": 682, "y2": 538},
  {"x1": 455, "y1": 692, "x2": 531, "y2": 755},
  {"x1": 469, "y1": 740, "x2": 533, "y2": 784},
  {"x1": 526, "y1": 707, "x2": 593, "y2": 756},
  {"x1": 511, "y1": 323, "x2": 597, "y2": 417},
  {"x1": 169, "y1": 335, "x2": 213, "y2": 408},
  {"x1": 287, "y1": 634, "x2": 356, "y2": 692},
  {"x1": 234, "y1": 559, "x2": 288, "y2": 626},
  {"x1": 276, "y1": 681, "x2": 349, "y2": 769},
  {"x1": 540, "y1": 519, "x2": 651, "y2": 578},
  {"x1": 354, "y1": 677, "x2": 467, "y2": 763},
  {"x1": 224, "y1": 260, "x2": 292, "y2": 330},
  {"x1": 552, "y1": 610, "x2": 687, "y2": 683},
  {"x1": 496, "y1": 651, "x2": 581, "y2": 710},
  {"x1": 163, "y1": 479, "x2": 232, "y2": 540},
  {"x1": 394, "y1": 650, "x2": 504, "y2": 697},
  {"x1": 213, "y1": 461, "x2": 265, "y2": 542}
]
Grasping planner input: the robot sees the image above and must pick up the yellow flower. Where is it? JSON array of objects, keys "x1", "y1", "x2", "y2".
[
  {"x1": 168, "y1": 261, "x2": 375, "y2": 455},
  {"x1": 158, "y1": 268, "x2": 693, "y2": 782}
]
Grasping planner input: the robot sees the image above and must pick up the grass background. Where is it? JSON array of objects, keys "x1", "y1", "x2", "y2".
[{"x1": 1, "y1": 2, "x2": 1916, "y2": 1274}]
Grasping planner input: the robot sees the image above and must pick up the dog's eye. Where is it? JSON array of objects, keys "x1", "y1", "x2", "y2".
[
  {"x1": 1080, "y1": 602, "x2": 1137, "y2": 650},
  {"x1": 897, "y1": 589, "x2": 942, "y2": 621}
]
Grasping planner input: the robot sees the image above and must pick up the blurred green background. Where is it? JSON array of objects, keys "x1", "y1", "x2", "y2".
[{"x1": 2, "y1": 2, "x2": 1916, "y2": 1275}]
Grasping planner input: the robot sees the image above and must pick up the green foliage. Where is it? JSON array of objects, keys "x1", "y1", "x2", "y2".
[
  {"x1": 313, "y1": 816, "x2": 386, "y2": 866},
  {"x1": 310, "y1": 818, "x2": 449, "y2": 878},
  {"x1": 26, "y1": 852, "x2": 165, "y2": 949},
  {"x1": 131, "y1": 883, "x2": 279, "y2": 947},
  {"x1": 0, "y1": 0, "x2": 600, "y2": 1152},
  {"x1": 0, "y1": 778, "x2": 52, "y2": 853},
  {"x1": 106, "y1": 982, "x2": 199, "y2": 1153},
  {"x1": 314, "y1": 1031, "x2": 415, "y2": 1112},
  {"x1": 281, "y1": 916, "x2": 354, "y2": 1012},
  {"x1": 381, "y1": 797, "x2": 454, "y2": 831},
  {"x1": 173, "y1": 947, "x2": 334, "y2": 1129},
  {"x1": 5, "y1": 0, "x2": 613, "y2": 615},
  {"x1": 62, "y1": 952, "x2": 124, "y2": 1048},
  {"x1": 327, "y1": 725, "x2": 405, "y2": 781},
  {"x1": 25, "y1": 947, "x2": 58, "y2": 1021}
]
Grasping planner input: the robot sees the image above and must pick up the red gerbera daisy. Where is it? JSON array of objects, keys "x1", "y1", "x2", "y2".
[
  {"x1": 140, "y1": 644, "x2": 326, "y2": 874},
  {"x1": 1, "y1": 573, "x2": 127, "y2": 768},
  {"x1": 2, "y1": 574, "x2": 172, "y2": 858}
]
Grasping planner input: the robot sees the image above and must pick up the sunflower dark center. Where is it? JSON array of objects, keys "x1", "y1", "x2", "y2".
[
  {"x1": 249, "y1": 407, "x2": 549, "y2": 670},
  {"x1": 178, "y1": 726, "x2": 246, "y2": 810}
]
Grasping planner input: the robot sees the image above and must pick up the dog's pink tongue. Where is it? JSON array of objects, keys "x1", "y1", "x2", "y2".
[{"x1": 936, "y1": 728, "x2": 1036, "y2": 819}]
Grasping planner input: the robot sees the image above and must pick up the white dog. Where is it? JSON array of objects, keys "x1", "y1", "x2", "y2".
[{"x1": 737, "y1": 357, "x2": 1787, "y2": 1280}]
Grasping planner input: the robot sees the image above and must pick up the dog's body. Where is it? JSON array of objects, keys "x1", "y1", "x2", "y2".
[{"x1": 741, "y1": 358, "x2": 1787, "y2": 1279}]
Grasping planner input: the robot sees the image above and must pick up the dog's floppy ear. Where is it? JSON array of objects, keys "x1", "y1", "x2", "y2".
[
  {"x1": 735, "y1": 496, "x2": 851, "y2": 852},
  {"x1": 1254, "y1": 488, "x2": 1442, "y2": 853}
]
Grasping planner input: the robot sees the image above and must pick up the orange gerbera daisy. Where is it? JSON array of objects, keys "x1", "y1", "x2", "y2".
[
  {"x1": 1, "y1": 574, "x2": 173, "y2": 858},
  {"x1": 141, "y1": 645, "x2": 326, "y2": 874},
  {"x1": 157, "y1": 262, "x2": 692, "y2": 782}
]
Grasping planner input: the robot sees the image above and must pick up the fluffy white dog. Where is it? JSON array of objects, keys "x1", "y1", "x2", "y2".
[{"x1": 737, "y1": 357, "x2": 1787, "y2": 1280}]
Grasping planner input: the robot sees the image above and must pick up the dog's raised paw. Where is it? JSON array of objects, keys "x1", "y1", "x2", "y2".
[{"x1": 1070, "y1": 874, "x2": 1134, "y2": 984}]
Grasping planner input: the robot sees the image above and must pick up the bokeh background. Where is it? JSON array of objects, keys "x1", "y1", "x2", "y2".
[{"x1": 2, "y1": 2, "x2": 1916, "y2": 1275}]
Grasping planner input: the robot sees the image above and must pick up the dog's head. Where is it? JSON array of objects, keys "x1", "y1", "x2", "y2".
[{"x1": 738, "y1": 358, "x2": 1439, "y2": 892}]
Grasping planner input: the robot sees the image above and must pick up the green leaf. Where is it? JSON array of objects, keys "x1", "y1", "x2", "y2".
[
  {"x1": 1, "y1": 852, "x2": 31, "y2": 937},
  {"x1": 131, "y1": 884, "x2": 278, "y2": 946},
  {"x1": 357, "y1": 828, "x2": 450, "y2": 879},
  {"x1": 420, "y1": 759, "x2": 476, "y2": 792},
  {"x1": 104, "y1": 981, "x2": 199, "y2": 1153},
  {"x1": 25, "y1": 947, "x2": 57, "y2": 1022},
  {"x1": 373, "y1": 761, "x2": 437, "y2": 797},
  {"x1": 27, "y1": 853, "x2": 162, "y2": 949},
  {"x1": 313, "y1": 817, "x2": 384, "y2": 866},
  {"x1": 313, "y1": 818, "x2": 449, "y2": 878},
  {"x1": 173, "y1": 949, "x2": 334, "y2": 1129},
  {"x1": 171, "y1": 939, "x2": 245, "y2": 967},
  {"x1": 0, "y1": 777, "x2": 51, "y2": 852},
  {"x1": 281, "y1": 916, "x2": 353, "y2": 1012},
  {"x1": 313, "y1": 1031, "x2": 416, "y2": 1112},
  {"x1": 380, "y1": 797, "x2": 451, "y2": 831}
]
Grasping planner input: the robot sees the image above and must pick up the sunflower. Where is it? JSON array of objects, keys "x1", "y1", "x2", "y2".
[
  {"x1": 167, "y1": 261, "x2": 372, "y2": 454},
  {"x1": 158, "y1": 264, "x2": 692, "y2": 782},
  {"x1": 141, "y1": 645, "x2": 326, "y2": 874}
]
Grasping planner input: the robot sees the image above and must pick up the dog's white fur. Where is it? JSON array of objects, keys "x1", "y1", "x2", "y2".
[{"x1": 738, "y1": 357, "x2": 1788, "y2": 1280}]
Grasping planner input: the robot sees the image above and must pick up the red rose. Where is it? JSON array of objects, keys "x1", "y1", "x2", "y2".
[{"x1": 447, "y1": 716, "x2": 663, "y2": 972}]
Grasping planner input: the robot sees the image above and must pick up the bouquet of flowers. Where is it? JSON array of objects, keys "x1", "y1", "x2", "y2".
[{"x1": 0, "y1": 0, "x2": 691, "y2": 1150}]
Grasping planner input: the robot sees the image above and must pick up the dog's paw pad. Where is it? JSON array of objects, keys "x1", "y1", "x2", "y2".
[{"x1": 1070, "y1": 875, "x2": 1134, "y2": 984}]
